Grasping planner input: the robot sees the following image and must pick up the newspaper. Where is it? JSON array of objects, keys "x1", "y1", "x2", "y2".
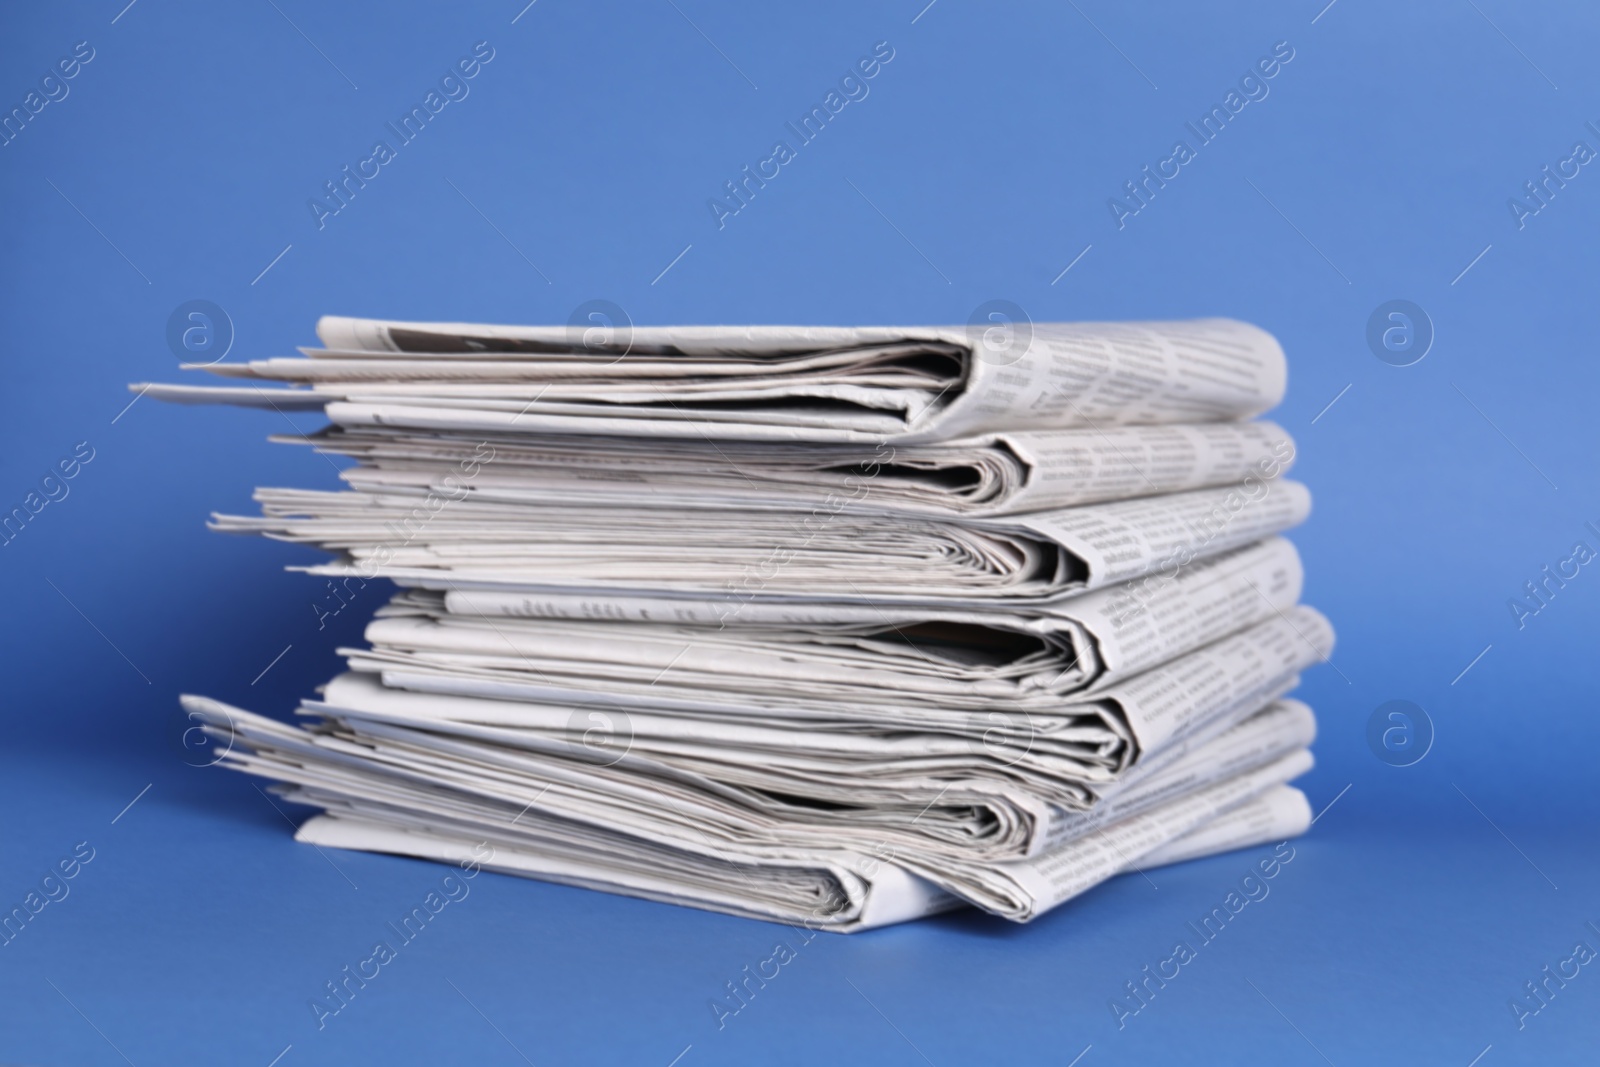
[
  {"x1": 288, "y1": 783, "x2": 1311, "y2": 931},
  {"x1": 183, "y1": 685, "x2": 1314, "y2": 930},
  {"x1": 216, "y1": 477, "x2": 1309, "y2": 609},
  {"x1": 140, "y1": 312, "x2": 1327, "y2": 930},
  {"x1": 133, "y1": 316, "x2": 1286, "y2": 443},
  {"x1": 280, "y1": 419, "x2": 1295, "y2": 518},
  {"x1": 330, "y1": 605, "x2": 1330, "y2": 785},
  {"x1": 194, "y1": 603, "x2": 1330, "y2": 869},
  {"x1": 378, "y1": 536, "x2": 1303, "y2": 703}
]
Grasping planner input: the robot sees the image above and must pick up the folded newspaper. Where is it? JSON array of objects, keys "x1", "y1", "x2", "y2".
[
  {"x1": 148, "y1": 314, "x2": 1330, "y2": 930},
  {"x1": 211, "y1": 478, "x2": 1308, "y2": 609},
  {"x1": 273, "y1": 417, "x2": 1296, "y2": 517},
  {"x1": 182, "y1": 590, "x2": 1329, "y2": 924},
  {"x1": 367, "y1": 536, "x2": 1306, "y2": 714},
  {"x1": 185, "y1": 690, "x2": 1316, "y2": 928},
  {"x1": 134, "y1": 315, "x2": 1286, "y2": 442}
]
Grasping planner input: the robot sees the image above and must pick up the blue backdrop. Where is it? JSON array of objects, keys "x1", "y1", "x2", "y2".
[{"x1": 3, "y1": 1, "x2": 1596, "y2": 1063}]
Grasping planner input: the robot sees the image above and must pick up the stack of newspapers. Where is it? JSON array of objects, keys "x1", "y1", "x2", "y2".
[{"x1": 141, "y1": 315, "x2": 1331, "y2": 931}]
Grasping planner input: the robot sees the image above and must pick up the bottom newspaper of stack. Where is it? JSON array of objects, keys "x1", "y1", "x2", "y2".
[{"x1": 187, "y1": 545, "x2": 1333, "y2": 931}]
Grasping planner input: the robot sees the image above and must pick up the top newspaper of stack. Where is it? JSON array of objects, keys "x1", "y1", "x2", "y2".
[{"x1": 136, "y1": 315, "x2": 1286, "y2": 444}]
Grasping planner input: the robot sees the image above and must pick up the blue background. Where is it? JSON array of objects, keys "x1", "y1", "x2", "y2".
[{"x1": 2, "y1": 1, "x2": 1596, "y2": 1063}]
